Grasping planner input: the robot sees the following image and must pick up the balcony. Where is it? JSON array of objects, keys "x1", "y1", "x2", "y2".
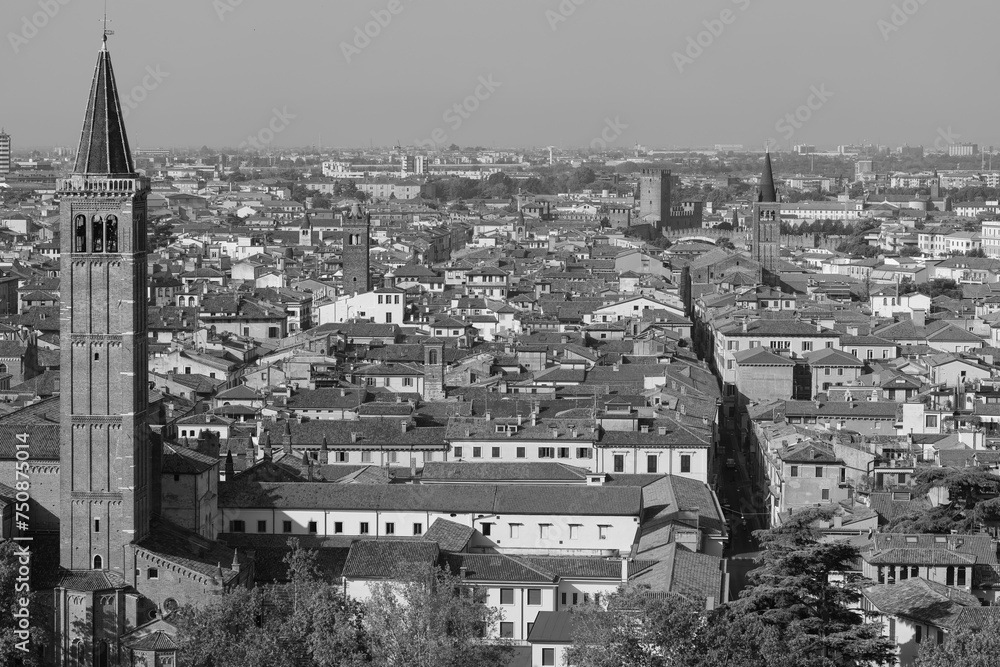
[{"x1": 58, "y1": 175, "x2": 149, "y2": 194}]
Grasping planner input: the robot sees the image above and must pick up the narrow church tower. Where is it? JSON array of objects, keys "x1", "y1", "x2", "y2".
[
  {"x1": 750, "y1": 148, "x2": 781, "y2": 285},
  {"x1": 422, "y1": 338, "x2": 446, "y2": 401},
  {"x1": 341, "y1": 203, "x2": 370, "y2": 294},
  {"x1": 58, "y1": 34, "x2": 151, "y2": 576}
]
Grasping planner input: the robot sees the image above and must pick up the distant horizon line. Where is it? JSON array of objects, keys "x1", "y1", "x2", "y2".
[{"x1": 7, "y1": 143, "x2": 991, "y2": 156}]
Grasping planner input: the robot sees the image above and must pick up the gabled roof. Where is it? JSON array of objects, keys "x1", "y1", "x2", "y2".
[
  {"x1": 779, "y1": 441, "x2": 842, "y2": 464},
  {"x1": 863, "y1": 577, "x2": 986, "y2": 629},
  {"x1": 214, "y1": 384, "x2": 261, "y2": 400},
  {"x1": 341, "y1": 540, "x2": 440, "y2": 579},
  {"x1": 733, "y1": 348, "x2": 796, "y2": 366},
  {"x1": 804, "y1": 347, "x2": 865, "y2": 367},
  {"x1": 421, "y1": 518, "x2": 475, "y2": 552},
  {"x1": 162, "y1": 442, "x2": 218, "y2": 474}
]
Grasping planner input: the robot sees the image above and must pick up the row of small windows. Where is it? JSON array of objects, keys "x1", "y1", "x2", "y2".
[
  {"x1": 229, "y1": 519, "x2": 423, "y2": 536},
  {"x1": 482, "y1": 522, "x2": 611, "y2": 541},
  {"x1": 453, "y1": 446, "x2": 593, "y2": 460},
  {"x1": 613, "y1": 453, "x2": 691, "y2": 473},
  {"x1": 74, "y1": 214, "x2": 119, "y2": 253}
]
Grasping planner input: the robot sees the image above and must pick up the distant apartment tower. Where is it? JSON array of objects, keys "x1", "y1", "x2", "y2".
[
  {"x1": 638, "y1": 168, "x2": 671, "y2": 225},
  {"x1": 341, "y1": 203, "x2": 371, "y2": 294},
  {"x1": 948, "y1": 143, "x2": 978, "y2": 157},
  {"x1": 750, "y1": 151, "x2": 781, "y2": 285},
  {"x1": 0, "y1": 131, "x2": 10, "y2": 175},
  {"x1": 794, "y1": 144, "x2": 816, "y2": 155},
  {"x1": 401, "y1": 154, "x2": 426, "y2": 176}
]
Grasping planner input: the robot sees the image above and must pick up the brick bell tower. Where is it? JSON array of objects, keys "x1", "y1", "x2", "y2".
[
  {"x1": 750, "y1": 148, "x2": 781, "y2": 286},
  {"x1": 54, "y1": 32, "x2": 152, "y2": 663}
]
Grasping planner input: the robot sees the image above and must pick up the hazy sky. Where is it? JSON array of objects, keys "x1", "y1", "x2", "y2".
[{"x1": 1, "y1": 0, "x2": 994, "y2": 151}]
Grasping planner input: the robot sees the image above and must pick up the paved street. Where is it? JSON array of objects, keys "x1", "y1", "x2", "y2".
[{"x1": 717, "y1": 423, "x2": 766, "y2": 597}]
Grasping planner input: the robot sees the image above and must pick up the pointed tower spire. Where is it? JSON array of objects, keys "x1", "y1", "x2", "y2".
[
  {"x1": 74, "y1": 33, "x2": 135, "y2": 176},
  {"x1": 759, "y1": 148, "x2": 777, "y2": 203}
]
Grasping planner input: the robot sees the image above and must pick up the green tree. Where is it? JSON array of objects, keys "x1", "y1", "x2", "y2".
[
  {"x1": 364, "y1": 563, "x2": 512, "y2": 667},
  {"x1": 282, "y1": 540, "x2": 370, "y2": 666},
  {"x1": 716, "y1": 237, "x2": 735, "y2": 250},
  {"x1": 174, "y1": 586, "x2": 296, "y2": 667},
  {"x1": 566, "y1": 587, "x2": 701, "y2": 667},
  {"x1": 914, "y1": 615, "x2": 1000, "y2": 667},
  {"x1": 730, "y1": 507, "x2": 895, "y2": 667}
]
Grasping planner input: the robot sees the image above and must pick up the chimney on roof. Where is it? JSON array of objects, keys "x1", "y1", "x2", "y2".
[
  {"x1": 231, "y1": 548, "x2": 241, "y2": 574},
  {"x1": 640, "y1": 424, "x2": 650, "y2": 434},
  {"x1": 741, "y1": 318, "x2": 748, "y2": 333},
  {"x1": 484, "y1": 411, "x2": 491, "y2": 421},
  {"x1": 531, "y1": 411, "x2": 537, "y2": 427},
  {"x1": 657, "y1": 426, "x2": 667, "y2": 436},
  {"x1": 400, "y1": 421, "x2": 409, "y2": 434},
  {"x1": 410, "y1": 455, "x2": 417, "y2": 477},
  {"x1": 816, "y1": 322, "x2": 822, "y2": 333},
  {"x1": 340, "y1": 388, "x2": 346, "y2": 397},
  {"x1": 350, "y1": 432, "x2": 360, "y2": 444},
  {"x1": 912, "y1": 308, "x2": 926, "y2": 328},
  {"x1": 620, "y1": 557, "x2": 629, "y2": 584},
  {"x1": 612, "y1": 362, "x2": 620, "y2": 372}
]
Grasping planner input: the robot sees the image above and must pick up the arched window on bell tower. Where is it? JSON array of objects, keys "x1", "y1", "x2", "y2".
[
  {"x1": 74, "y1": 215, "x2": 87, "y2": 252},
  {"x1": 92, "y1": 554, "x2": 102, "y2": 570},
  {"x1": 428, "y1": 349, "x2": 438, "y2": 365},
  {"x1": 105, "y1": 215, "x2": 118, "y2": 253},
  {"x1": 91, "y1": 216, "x2": 104, "y2": 253}
]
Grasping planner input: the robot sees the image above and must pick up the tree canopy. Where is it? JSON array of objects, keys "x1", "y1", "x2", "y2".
[
  {"x1": 914, "y1": 615, "x2": 1000, "y2": 667},
  {"x1": 567, "y1": 508, "x2": 894, "y2": 667},
  {"x1": 174, "y1": 540, "x2": 511, "y2": 667}
]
